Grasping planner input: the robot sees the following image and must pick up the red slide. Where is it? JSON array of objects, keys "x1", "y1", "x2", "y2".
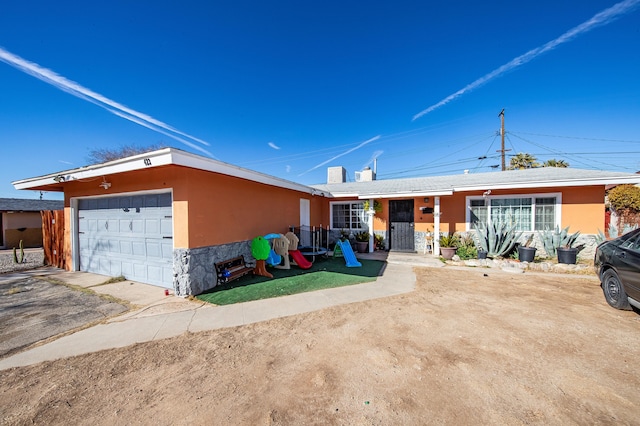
[{"x1": 289, "y1": 250, "x2": 313, "y2": 269}]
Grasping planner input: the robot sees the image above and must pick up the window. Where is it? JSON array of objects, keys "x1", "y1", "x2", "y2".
[
  {"x1": 534, "y1": 197, "x2": 556, "y2": 230},
  {"x1": 491, "y1": 198, "x2": 532, "y2": 231},
  {"x1": 470, "y1": 199, "x2": 487, "y2": 226},
  {"x1": 467, "y1": 194, "x2": 559, "y2": 231},
  {"x1": 331, "y1": 202, "x2": 365, "y2": 230}
]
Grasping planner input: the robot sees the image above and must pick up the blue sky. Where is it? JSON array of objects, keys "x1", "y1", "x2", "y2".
[{"x1": 1, "y1": 0, "x2": 639, "y2": 200}]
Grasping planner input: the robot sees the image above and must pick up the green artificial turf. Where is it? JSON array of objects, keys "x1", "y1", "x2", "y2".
[{"x1": 196, "y1": 257, "x2": 385, "y2": 305}]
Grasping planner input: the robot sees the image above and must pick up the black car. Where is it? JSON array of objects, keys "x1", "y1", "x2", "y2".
[{"x1": 594, "y1": 228, "x2": 640, "y2": 310}]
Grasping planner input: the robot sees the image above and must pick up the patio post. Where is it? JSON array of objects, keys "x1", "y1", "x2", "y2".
[
  {"x1": 367, "y1": 198, "x2": 374, "y2": 252},
  {"x1": 433, "y1": 196, "x2": 441, "y2": 257}
]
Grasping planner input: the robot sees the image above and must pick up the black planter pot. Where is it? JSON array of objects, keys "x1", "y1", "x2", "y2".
[
  {"x1": 557, "y1": 247, "x2": 578, "y2": 264},
  {"x1": 477, "y1": 250, "x2": 488, "y2": 259},
  {"x1": 517, "y1": 246, "x2": 537, "y2": 262}
]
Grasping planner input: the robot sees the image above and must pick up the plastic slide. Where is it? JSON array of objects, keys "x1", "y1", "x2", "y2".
[
  {"x1": 289, "y1": 250, "x2": 313, "y2": 269},
  {"x1": 335, "y1": 240, "x2": 362, "y2": 267}
]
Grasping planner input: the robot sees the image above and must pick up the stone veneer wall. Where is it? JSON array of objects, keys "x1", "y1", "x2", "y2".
[{"x1": 173, "y1": 240, "x2": 253, "y2": 296}]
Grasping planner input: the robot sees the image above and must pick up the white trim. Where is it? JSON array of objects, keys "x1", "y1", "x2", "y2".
[
  {"x1": 12, "y1": 148, "x2": 330, "y2": 197},
  {"x1": 454, "y1": 176, "x2": 640, "y2": 192},
  {"x1": 358, "y1": 191, "x2": 453, "y2": 199},
  {"x1": 433, "y1": 196, "x2": 441, "y2": 257},
  {"x1": 329, "y1": 200, "x2": 365, "y2": 230},
  {"x1": 70, "y1": 189, "x2": 174, "y2": 272},
  {"x1": 464, "y1": 192, "x2": 562, "y2": 232}
]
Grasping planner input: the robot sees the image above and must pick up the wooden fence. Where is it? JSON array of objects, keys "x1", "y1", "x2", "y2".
[{"x1": 41, "y1": 210, "x2": 65, "y2": 268}]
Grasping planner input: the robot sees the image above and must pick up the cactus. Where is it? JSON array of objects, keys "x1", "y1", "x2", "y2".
[
  {"x1": 540, "y1": 226, "x2": 580, "y2": 257},
  {"x1": 473, "y1": 219, "x2": 522, "y2": 258},
  {"x1": 622, "y1": 223, "x2": 638, "y2": 235},
  {"x1": 594, "y1": 229, "x2": 606, "y2": 245},
  {"x1": 13, "y1": 240, "x2": 25, "y2": 264}
]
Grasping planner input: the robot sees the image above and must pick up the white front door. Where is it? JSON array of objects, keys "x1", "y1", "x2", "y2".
[{"x1": 300, "y1": 198, "x2": 311, "y2": 247}]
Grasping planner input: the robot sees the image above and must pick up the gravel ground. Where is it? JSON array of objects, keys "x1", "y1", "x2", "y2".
[{"x1": 0, "y1": 249, "x2": 45, "y2": 274}]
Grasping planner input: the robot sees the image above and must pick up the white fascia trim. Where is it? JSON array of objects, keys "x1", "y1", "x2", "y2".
[
  {"x1": 454, "y1": 176, "x2": 640, "y2": 192},
  {"x1": 357, "y1": 190, "x2": 453, "y2": 199},
  {"x1": 13, "y1": 148, "x2": 330, "y2": 197},
  {"x1": 13, "y1": 149, "x2": 175, "y2": 190}
]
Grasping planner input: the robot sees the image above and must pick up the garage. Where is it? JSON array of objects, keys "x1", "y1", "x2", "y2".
[{"x1": 77, "y1": 193, "x2": 173, "y2": 288}]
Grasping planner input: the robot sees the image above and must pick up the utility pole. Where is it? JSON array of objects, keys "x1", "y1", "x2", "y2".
[{"x1": 497, "y1": 109, "x2": 510, "y2": 171}]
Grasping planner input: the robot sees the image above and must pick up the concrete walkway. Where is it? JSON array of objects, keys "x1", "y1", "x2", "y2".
[{"x1": 0, "y1": 252, "x2": 443, "y2": 370}]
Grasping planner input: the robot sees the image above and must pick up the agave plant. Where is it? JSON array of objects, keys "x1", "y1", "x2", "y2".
[
  {"x1": 473, "y1": 220, "x2": 522, "y2": 258},
  {"x1": 539, "y1": 226, "x2": 580, "y2": 257}
]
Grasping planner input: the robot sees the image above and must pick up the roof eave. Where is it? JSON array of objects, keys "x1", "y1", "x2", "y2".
[
  {"x1": 12, "y1": 148, "x2": 329, "y2": 197},
  {"x1": 454, "y1": 176, "x2": 640, "y2": 192}
]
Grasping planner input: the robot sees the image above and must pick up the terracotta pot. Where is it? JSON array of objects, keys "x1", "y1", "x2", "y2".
[
  {"x1": 440, "y1": 247, "x2": 457, "y2": 260},
  {"x1": 356, "y1": 241, "x2": 369, "y2": 253}
]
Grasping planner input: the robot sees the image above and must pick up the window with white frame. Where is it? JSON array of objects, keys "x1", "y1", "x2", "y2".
[
  {"x1": 467, "y1": 194, "x2": 559, "y2": 231},
  {"x1": 331, "y1": 201, "x2": 365, "y2": 230}
]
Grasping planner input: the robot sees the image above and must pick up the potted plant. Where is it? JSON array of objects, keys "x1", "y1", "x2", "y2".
[
  {"x1": 557, "y1": 245, "x2": 578, "y2": 264},
  {"x1": 355, "y1": 231, "x2": 370, "y2": 253},
  {"x1": 517, "y1": 234, "x2": 537, "y2": 262},
  {"x1": 439, "y1": 233, "x2": 459, "y2": 260},
  {"x1": 540, "y1": 226, "x2": 580, "y2": 264}
]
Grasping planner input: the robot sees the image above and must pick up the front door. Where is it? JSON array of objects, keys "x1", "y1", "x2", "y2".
[{"x1": 389, "y1": 199, "x2": 415, "y2": 252}]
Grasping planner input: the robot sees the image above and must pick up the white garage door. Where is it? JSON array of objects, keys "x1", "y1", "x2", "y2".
[{"x1": 78, "y1": 193, "x2": 173, "y2": 288}]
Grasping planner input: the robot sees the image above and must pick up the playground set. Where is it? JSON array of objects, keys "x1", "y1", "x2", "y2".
[{"x1": 215, "y1": 225, "x2": 362, "y2": 285}]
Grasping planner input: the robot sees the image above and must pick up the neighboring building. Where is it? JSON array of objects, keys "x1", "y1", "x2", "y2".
[
  {"x1": 0, "y1": 198, "x2": 64, "y2": 249},
  {"x1": 12, "y1": 148, "x2": 640, "y2": 295}
]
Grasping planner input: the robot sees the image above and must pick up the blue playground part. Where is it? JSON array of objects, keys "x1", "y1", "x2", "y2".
[
  {"x1": 264, "y1": 233, "x2": 282, "y2": 266},
  {"x1": 335, "y1": 240, "x2": 361, "y2": 267}
]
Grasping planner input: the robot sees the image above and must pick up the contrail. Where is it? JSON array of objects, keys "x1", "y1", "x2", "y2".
[
  {"x1": 107, "y1": 109, "x2": 215, "y2": 157},
  {"x1": 413, "y1": 0, "x2": 640, "y2": 121},
  {"x1": 299, "y1": 135, "x2": 381, "y2": 176},
  {"x1": 268, "y1": 142, "x2": 281, "y2": 150},
  {"x1": 0, "y1": 46, "x2": 212, "y2": 152}
]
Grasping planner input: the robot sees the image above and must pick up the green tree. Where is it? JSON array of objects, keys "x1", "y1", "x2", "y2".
[
  {"x1": 87, "y1": 143, "x2": 167, "y2": 164},
  {"x1": 508, "y1": 153, "x2": 540, "y2": 170},
  {"x1": 543, "y1": 159, "x2": 569, "y2": 168}
]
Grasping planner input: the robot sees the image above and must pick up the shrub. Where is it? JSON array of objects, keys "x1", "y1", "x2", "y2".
[
  {"x1": 439, "y1": 233, "x2": 459, "y2": 248},
  {"x1": 608, "y1": 184, "x2": 640, "y2": 212}
]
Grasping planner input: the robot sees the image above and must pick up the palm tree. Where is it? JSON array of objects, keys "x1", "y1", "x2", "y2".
[
  {"x1": 543, "y1": 159, "x2": 569, "y2": 168},
  {"x1": 508, "y1": 153, "x2": 540, "y2": 170}
]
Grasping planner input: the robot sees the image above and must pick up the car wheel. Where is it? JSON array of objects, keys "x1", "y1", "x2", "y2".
[{"x1": 602, "y1": 269, "x2": 632, "y2": 310}]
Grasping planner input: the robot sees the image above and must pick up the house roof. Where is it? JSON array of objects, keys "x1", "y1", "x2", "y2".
[
  {"x1": 311, "y1": 167, "x2": 640, "y2": 199},
  {"x1": 12, "y1": 148, "x2": 330, "y2": 197},
  {"x1": 0, "y1": 198, "x2": 64, "y2": 212},
  {"x1": 12, "y1": 147, "x2": 640, "y2": 200}
]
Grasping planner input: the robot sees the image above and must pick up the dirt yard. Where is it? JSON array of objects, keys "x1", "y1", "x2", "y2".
[{"x1": 1, "y1": 267, "x2": 639, "y2": 425}]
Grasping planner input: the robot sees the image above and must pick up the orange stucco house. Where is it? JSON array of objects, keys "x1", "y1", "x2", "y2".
[{"x1": 13, "y1": 148, "x2": 640, "y2": 295}]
